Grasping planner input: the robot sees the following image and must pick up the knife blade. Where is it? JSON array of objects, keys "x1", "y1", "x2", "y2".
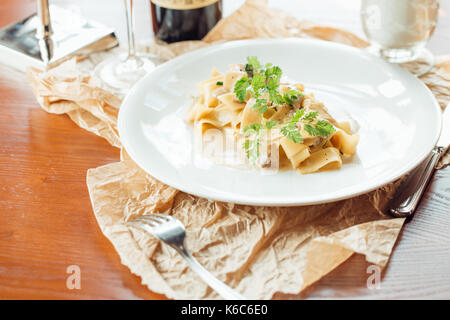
[{"x1": 389, "y1": 104, "x2": 450, "y2": 219}]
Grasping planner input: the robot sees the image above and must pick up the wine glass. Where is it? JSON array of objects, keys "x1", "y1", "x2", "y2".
[
  {"x1": 94, "y1": 0, "x2": 163, "y2": 96},
  {"x1": 361, "y1": 0, "x2": 439, "y2": 76}
]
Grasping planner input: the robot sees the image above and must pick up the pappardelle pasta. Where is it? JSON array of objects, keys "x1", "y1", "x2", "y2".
[{"x1": 185, "y1": 56, "x2": 359, "y2": 174}]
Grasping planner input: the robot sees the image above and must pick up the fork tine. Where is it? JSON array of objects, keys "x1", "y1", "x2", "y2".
[
  {"x1": 152, "y1": 213, "x2": 172, "y2": 221},
  {"x1": 132, "y1": 214, "x2": 166, "y2": 225},
  {"x1": 128, "y1": 214, "x2": 243, "y2": 299},
  {"x1": 129, "y1": 217, "x2": 157, "y2": 228},
  {"x1": 142, "y1": 215, "x2": 166, "y2": 224}
]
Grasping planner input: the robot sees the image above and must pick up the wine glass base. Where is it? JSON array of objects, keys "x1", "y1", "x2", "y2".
[
  {"x1": 94, "y1": 53, "x2": 164, "y2": 96},
  {"x1": 397, "y1": 48, "x2": 435, "y2": 77},
  {"x1": 367, "y1": 45, "x2": 434, "y2": 77}
]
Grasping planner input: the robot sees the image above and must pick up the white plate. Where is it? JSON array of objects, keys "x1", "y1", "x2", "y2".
[{"x1": 118, "y1": 39, "x2": 441, "y2": 206}]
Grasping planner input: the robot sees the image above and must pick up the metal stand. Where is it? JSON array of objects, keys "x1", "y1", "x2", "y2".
[{"x1": 0, "y1": 1, "x2": 118, "y2": 71}]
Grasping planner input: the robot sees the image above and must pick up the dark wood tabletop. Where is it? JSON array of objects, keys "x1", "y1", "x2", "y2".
[{"x1": 0, "y1": 0, "x2": 449, "y2": 299}]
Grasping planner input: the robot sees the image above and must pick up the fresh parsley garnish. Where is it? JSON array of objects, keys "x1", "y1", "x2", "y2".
[
  {"x1": 283, "y1": 89, "x2": 303, "y2": 105},
  {"x1": 216, "y1": 81, "x2": 223, "y2": 86},
  {"x1": 243, "y1": 123, "x2": 264, "y2": 163},
  {"x1": 265, "y1": 120, "x2": 278, "y2": 130},
  {"x1": 265, "y1": 65, "x2": 282, "y2": 82},
  {"x1": 233, "y1": 58, "x2": 285, "y2": 113},
  {"x1": 279, "y1": 109, "x2": 335, "y2": 142},
  {"x1": 268, "y1": 89, "x2": 284, "y2": 105},
  {"x1": 234, "y1": 77, "x2": 250, "y2": 102},
  {"x1": 253, "y1": 98, "x2": 268, "y2": 114},
  {"x1": 242, "y1": 120, "x2": 280, "y2": 163},
  {"x1": 243, "y1": 123, "x2": 263, "y2": 134},
  {"x1": 290, "y1": 108, "x2": 305, "y2": 123},
  {"x1": 251, "y1": 73, "x2": 266, "y2": 96},
  {"x1": 303, "y1": 111, "x2": 319, "y2": 122},
  {"x1": 247, "y1": 56, "x2": 262, "y2": 70},
  {"x1": 281, "y1": 123, "x2": 303, "y2": 143},
  {"x1": 304, "y1": 120, "x2": 336, "y2": 137},
  {"x1": 234, "y1": 56, "x2": 336, "y2": 162},
  {"x1": 279, "y1": 109, "x2": 304, "y2": 143},
  {"x1": 244, "y1": 56, "x2": 262, "y2": 78}
]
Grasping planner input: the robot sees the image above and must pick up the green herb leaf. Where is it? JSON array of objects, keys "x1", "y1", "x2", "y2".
[
  {"x1": 286, "y1": 89, "x2": 302, "y2": 96},
  {"x1": 269, "y1": 91, "x2": 284, "y2": 105},
  {"x1": 283, "y1": 94, "x2": 294, "y2": 106},
  {"x1": 234, "y1": 77, "x2": 250, "y2": 102},
  {"x1": 304, "y1": 120, "x2": 336, "y2": 137},
  {"x1": 237, "y1": 58, "x2": 287, "y2": 112},
  {"x1": 266, "y1": 75, "x2": 279, "y2": 91},
  {"x1": 243, "y1": 139, "x2": 260, "y2": 163},
  {"x1": 265, "y1": 65, "x2": 282, "y2": 82},
  {"x1": 283, "y1": 89, "x2": 303, "y2": 105},
  {"x1": 264, "y1": 66, "x2": 284, "y2": 106},
  {"x1": 246, "y1": 56, "x2": 261, "y2": 71},
  {"x1": 252, "y1": 73, "x2": 266, "y2": 94},
  {"x1": 265, "y1": 120, "x2": 278, "y2": 130},
  {"x1": 281, "y1": 123, "x2": 303, "y2": 143},
  {"x1": 291, "y1": 108, "x2": 305, "y2": 123},
  {"x1": 235, "y1": 57, "x2": 334, "y2": 162},
  {"x1": 253, "y1": 99, "x2": 268, "y2": 114},
  {"x1": 243, "y1": 123, "x2": 263, "y2": 135},
  {"x1": 278, "y1": 108, "x2": 305, "y2": 144},
  {"x1": 216, "y1": 81, "x2": 223, "y2": 86},
  {"x1": 245, "y1": 64, "x2": 254, "y2": 78},
  {"x1": 303, "y1": 111, "x2": 319, "y2": 122},
  {"x1": 242, "y1": 123, "x2": 264, "y2": 163}
]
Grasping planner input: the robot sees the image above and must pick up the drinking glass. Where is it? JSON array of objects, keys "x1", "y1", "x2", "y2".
[
  {"x1": 361, "y1": 0, "x2": 439, "y2": 76},
  {"x1": 94, "y1": 0, "x2": 163, "y2": 95}
]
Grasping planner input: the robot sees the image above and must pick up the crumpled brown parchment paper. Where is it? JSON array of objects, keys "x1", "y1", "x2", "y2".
[{"x1": 27, "y1": 0, "x2": 450, "y2": 299}]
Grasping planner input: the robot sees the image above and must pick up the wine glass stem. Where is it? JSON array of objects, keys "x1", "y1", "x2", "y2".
[{"x1": 124, "y1": 0, "x2": 137, "y2": 60}]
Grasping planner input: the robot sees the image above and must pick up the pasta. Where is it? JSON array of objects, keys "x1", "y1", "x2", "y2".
[{"x1": 185, "y1": 57, "x2": 359, "y2": 174}]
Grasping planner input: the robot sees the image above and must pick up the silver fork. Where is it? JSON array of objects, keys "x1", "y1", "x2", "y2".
[{"x1": 128, "y1": 214, "x2": 245, "y2": 300}]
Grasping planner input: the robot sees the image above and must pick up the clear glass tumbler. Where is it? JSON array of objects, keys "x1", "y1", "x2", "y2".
[{"x1": 361, "y1": 0, "x2": 439, "y2": 76}]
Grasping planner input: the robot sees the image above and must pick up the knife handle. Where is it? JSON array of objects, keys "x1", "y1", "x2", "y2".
[{"x1": 390, "y1": 146, "x2": 444, "y2": 219}]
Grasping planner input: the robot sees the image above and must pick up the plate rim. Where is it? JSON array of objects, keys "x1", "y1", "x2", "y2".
[{"x1": 118, "y1": 38, "x2": 442, "y2": 206}]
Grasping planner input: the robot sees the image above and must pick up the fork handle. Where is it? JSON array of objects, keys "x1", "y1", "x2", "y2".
[
  {"x1": 390, "y1": 146, "x2": 444, "y2": 218},
  {"x1": 176, "y1": 246, "x2": 246, "y2": 300}
]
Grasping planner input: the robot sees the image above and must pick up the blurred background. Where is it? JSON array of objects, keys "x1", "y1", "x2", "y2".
[{"x1": 1, "y1": 0, "x2": 448, "y2": 54}]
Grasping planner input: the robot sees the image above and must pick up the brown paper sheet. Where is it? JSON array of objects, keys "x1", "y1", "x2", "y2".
[
  {"x1": 86, "y1": 158, "x2": 404, "y2": 299},
  {"x1": 27, "y1": 0, "x2": 450, "y2": 299}
]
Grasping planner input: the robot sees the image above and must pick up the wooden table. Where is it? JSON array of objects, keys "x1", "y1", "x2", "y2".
[{"x1": 0, "y1": 0, "x2": 449, "y2": 299}]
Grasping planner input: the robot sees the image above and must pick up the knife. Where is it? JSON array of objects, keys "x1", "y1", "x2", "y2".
[{"x1": 389, "y1": 104, "x2": 450, "y2": 219}]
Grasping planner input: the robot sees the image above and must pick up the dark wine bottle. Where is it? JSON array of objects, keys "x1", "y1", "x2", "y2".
[{"x1": 150, "y1": 0, "x2": 222, "y2": 43}]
